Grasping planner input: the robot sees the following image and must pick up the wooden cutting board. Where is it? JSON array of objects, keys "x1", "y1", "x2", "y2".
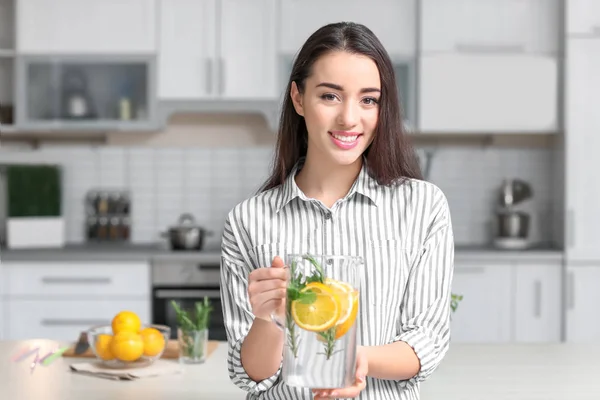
[{"x1": 62, "y1": 339, "x2": 220, "y2": 360}]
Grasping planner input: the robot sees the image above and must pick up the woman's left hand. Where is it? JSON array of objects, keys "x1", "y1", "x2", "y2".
[{"x1": 312, "y1": 346, "x2": 368, "y2": 399}]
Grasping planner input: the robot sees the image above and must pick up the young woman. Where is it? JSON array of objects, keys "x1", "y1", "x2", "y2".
[{"x1": 220, "y1": 22, "x2": 454, "y2": 400}]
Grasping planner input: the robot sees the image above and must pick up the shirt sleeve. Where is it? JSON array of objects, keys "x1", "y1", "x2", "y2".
[
  {"x1": 390, "y1": 192, "x2": 455, "y2": 388},
  {"x1": 220, "y1": 212, "x2": 282, "y2": 393}
]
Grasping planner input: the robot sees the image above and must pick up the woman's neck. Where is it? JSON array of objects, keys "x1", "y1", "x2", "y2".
[{"x1": 294, "y1": 151, "x2": 363, "y2": 209}]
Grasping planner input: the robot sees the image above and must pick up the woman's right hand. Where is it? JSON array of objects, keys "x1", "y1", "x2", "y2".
[{"x1": 247, "y1": 256, "x2": 288, "y2": 321}]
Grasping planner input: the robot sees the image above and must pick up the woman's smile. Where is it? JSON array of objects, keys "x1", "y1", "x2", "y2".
[{"x1": 329, "y1": 131, "x2": 362, "y2": 150}]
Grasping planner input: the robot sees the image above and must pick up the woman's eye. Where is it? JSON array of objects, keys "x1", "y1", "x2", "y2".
[
  {"x1": 320, "y1": 93, "x2": 337, "y2": 101},
  {"x1": 363, "y1": 97, "x2": 379, "y2": 105}
]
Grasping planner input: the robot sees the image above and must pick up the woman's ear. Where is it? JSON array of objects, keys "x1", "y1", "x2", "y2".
[{"x1": 290, "y1": 81, "x2": 304, "y2": 117}]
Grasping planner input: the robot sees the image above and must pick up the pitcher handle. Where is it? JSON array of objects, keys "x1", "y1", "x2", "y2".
[{"x1": 270, "y1": 311, "x2": 286, "y2": 331}]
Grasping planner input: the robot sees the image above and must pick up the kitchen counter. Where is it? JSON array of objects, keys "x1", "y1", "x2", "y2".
[
  {"x1": 0, "y1": 243, "x2": 223, "y2": 264},
  {"x1": 0, "y1": 340, "x2": 597, "y2": 400},
  {"x1": 0, "y1": 243, "x2": 563, "y2": 264}
]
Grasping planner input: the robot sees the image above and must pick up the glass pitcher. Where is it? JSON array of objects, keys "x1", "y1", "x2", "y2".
[{"x1": 272, "y1": 254, "x2": 363, "y2": 389}]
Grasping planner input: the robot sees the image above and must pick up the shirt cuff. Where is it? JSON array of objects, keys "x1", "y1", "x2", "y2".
[
  {"x1": 227, "y1": 335, "x2": 282, "y2": 393},
  {"x1": 390, "y1": 327, "x2": 449, "y2": 387}
]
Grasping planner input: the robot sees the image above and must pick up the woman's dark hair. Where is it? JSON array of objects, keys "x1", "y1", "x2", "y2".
[{"x1": 260, "y1": 22, "x2": 422, "y2": 192}]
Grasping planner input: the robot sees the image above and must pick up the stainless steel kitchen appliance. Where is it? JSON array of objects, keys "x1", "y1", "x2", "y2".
[
  {"x1": 493, "y1": 179, "x2": 534, "y2": 250},
  {"x1": 161, "y1": 213, "x2": 213, "y2": 251},
  {"x1": 151, "y1": 258, "x2": 226, "y2": 341}
]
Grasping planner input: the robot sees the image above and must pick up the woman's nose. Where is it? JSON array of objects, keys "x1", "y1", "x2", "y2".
[{"x1": 337, "y1": 102, "x2": 359, "y2": 127}]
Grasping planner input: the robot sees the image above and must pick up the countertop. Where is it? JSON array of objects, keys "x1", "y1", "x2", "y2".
[
  {"x1": 0, "y1": 243, "x2": 563, "y2": 264},
  {"x1": 1, "y1": 340, "x2": 597, "y2": 400}
]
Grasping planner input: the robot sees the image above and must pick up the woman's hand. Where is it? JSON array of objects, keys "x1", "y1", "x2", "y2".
[
  {"x1": 247, "y1": 256, "x2": 288, "y2": 321},
  {"x1": 312, "y1": 346, "x2": 368, "y2": 399}
]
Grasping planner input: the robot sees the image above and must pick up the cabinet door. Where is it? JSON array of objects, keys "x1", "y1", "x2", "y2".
[
  {"x1": 18, "y1": 0, "x2": 156, "y2": 54},
  {"x1": 6, "y1": 299, "x2": 150, "y2": 340},
  {"x1": 450, "y1": 263, "x2": 512, "y2": 343},
  {"x1": 567, "y1": 0, "x2": 600, "y2": 36},
  {"x1": 565, "y1": 265, "x2": 600, "y2": 342},
  {"x1": 565, "y1": 39, "x2": 600, "y2": 261},
  {"x1": 514, "y1": 263, "x2": 561, "y2": 342},
  {"x1": 279, "y1": 0, "x2": 416, "y2": 56},
  {"x1": 219, "y1": 0, "x2": 277, "y2": 99},
  {"x1": 421, "y1": 0, "x2": 559, "y2": 54},
  {"x1": 418, "y1": 54, "x2": 558, "y2": 132},
  {"x1": 158, "y1": 0, "x2": 217, "y2": 100}
]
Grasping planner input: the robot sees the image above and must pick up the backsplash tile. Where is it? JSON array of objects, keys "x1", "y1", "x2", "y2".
[{"x1": 0, "y1": 144, "x2": 557, "y2": 247}]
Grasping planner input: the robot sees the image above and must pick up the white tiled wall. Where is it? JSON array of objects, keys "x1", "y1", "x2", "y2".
[{"x1": 0, "y1": 144, "x2": 557, "y2": 247}]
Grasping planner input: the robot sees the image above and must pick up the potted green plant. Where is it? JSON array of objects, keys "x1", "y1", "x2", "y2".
[
  {"x1": 171, "y1": 298, "x2": 213, "y2": 364},
  {"x1": 451, "y1": 293, "x2": 463, "y2": 313}
]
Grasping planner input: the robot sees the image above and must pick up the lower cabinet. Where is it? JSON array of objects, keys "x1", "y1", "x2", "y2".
[
  {"x1": 5, "y1": 299, "x2": 150, "y2": 341},
  {"x1": 1, "y1": 260, "x2": 151, "y2": 341},
  {"x1": 451, "y1": 259, "x2": 562, "y2": 344},
  {"x1": 565, "y1": 264, "x2": 600, "y2": 343}
]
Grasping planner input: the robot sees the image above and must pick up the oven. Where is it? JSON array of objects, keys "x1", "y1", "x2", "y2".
[{"x1": 151, "y1": 258, "x2": 227, "y2": 341}]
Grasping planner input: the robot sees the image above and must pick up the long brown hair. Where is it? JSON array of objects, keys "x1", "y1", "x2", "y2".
[{"x1": 260, "y1": 22, "x2": 422, "y2": 192}]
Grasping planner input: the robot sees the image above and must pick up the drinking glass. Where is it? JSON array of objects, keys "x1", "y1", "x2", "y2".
[{"x1": 272, "y1": 254, "x2": 363, "y2": 389}]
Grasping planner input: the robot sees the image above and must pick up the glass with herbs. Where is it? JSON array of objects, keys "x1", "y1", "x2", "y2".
[{"x1": 271, "y1": 254, "x2": 362, "y2": 389}]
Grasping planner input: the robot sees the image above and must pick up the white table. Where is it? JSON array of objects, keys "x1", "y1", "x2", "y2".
[{"x1": 1, "y1": 340, "x2": 597, "y2": 400}]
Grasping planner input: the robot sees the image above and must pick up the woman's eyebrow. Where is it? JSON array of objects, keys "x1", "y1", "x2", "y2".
[{"x1": 316, "y1": 82, "x2": 381, "y2": 94}]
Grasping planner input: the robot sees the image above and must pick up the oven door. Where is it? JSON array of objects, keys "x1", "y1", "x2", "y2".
[{"x1": 152, "y1": 286, "x2": 227, "y2": 341}]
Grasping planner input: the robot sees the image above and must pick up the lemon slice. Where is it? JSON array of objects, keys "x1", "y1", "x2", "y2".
[
  {"x1": 291, "y1": 282, "x2": 341, "y2": 332},
  {"x1": 325, "y1": 278, "x2": 359, "y2": 339}
]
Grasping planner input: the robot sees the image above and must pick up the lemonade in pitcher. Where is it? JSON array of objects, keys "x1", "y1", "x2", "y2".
[{"x1": 273, "y1": 254, "x2": 363, "y2": 389}]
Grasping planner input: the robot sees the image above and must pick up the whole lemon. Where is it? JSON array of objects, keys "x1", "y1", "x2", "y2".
[
  {"x1": 140, "y1": 327, "x2": 166, "y2": 357},
  {"x1": 111, "y1": 311, "x2": 141, "y2": 334},
  {"x1": 95, "y1": 334, "x2": 114, "y2": 360},
  {"x1": 110, "y1": 331, "x2": 144, "y2": 362}
]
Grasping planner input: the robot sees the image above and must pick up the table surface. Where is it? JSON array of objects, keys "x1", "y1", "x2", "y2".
[{"x1": 1, "y1": 340, "x2": 596, "y2": 400}]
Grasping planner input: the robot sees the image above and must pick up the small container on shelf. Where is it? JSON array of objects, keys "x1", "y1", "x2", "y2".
[{"x1": 84, "y1": 188, "x2": 131, "y2": 243}]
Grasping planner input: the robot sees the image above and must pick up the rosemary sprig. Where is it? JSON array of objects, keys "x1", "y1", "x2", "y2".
[{"x1": 317, "y1": 327, "x2": 340, "y2": 360}]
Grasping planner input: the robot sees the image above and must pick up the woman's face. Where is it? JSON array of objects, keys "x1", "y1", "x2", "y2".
[{"x1": 291, "y1": 51, "x2": 380, "y2": 167}]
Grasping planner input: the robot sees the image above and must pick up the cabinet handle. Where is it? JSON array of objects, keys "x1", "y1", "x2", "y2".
[
  {"x1": 455, "y1": 266, "x2": 485, "y2": 274},
  {"x1": 219, "y1": 58, "x2": 225, "y2": 95},
  {"x1": 41, "y1": 277, "x2": 112, "y2": 285},
  {"x1": 41, "y1": 319, "x2": 109, "y2": 327},
  {"x1": 206, "y1": 58, "x2": 213, "y2": 94},
  {"x1": 454, "y1": 43, "x2": 525, "y2": 54},
  {"x1": 567, "y1": 208, "x2": 575, "y2": 249},
  {"x1": 534, "y1": 280, "x2": 542, "y2": 318},
  {"x1": 567, "y1": 272, "x2": 575, "y2": 310}
]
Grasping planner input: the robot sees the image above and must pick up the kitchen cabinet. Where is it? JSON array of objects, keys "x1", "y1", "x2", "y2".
[
  {"x1": 451, "y1": 259, "x2": 562, "y2": 344},
  {"x1": 14, "y1": 55, "x2": 157, "y2": 131},
  {"x1": 0, "y1": 0, "x2": 15, "y2": 130},
  {"x1": 1, "y1": 260, "x2": 151, "y2": 340},
  {"x1": 565, "y1": 39, "x2": 600, "y2": 261},
  {"x1": 565, "y1": 264, "x2": 600, "y2": 343},
  {"x1": 418, "y1": 54, "x2": 558, "y2": 133},
  {"x1": 6, "y1": 299, "x2": 149, "y2": 340},
  {"x1": 450, "y1": 262, "x2": 512, "y2": 343},
  {"x1": 567, "y1": 0, "x2": 600, "y2": 36},
  {"x1": 279, "y1": 0, "x2": 416, "y2": 56},
  {"x1": 17, "y1": 0, "x2": 156, "y2": 54},
  {"x1": 421, "y1": 0, "x2": 560, "y2": 54},
  {"x1": 158, "y1": 0, "x2": 277, "y2": 100},
  {"x1": 513, "y1": 262, "x2": 561, "y2": 343}
]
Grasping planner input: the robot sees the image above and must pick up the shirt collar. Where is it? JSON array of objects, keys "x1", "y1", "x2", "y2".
[{"x1": 275, "y1": 157, "x2": 381, "y2": 213}]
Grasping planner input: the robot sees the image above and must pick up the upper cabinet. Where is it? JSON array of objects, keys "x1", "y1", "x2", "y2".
[
  {"x1": 565, "y1": 38, "x2": 600, "y2": 262},
  {"x1": 418, "y1": 0, "x2": 560, "y2": 133},
  {"x1": 17, "y1": 0, "x2": 156, "y2": 54},
  {"x1": 279, "y1": 0, "x2": 416, "y2": 56},
  {"x1": 567, "y1": 0, "x2": 600, "y2": 36},
  {"x1": 421, "y1": 0, "x2": 560, "y2": 54},
  {"x1": 418, "y1": 54, "x2": 558, "y2": 133},
  {"x1": 158, "y1": 0, "x2": 277, "y2": 100}
]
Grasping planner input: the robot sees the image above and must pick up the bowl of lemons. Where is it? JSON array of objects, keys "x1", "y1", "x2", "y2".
[{"x1": 87, "y1": 311, "x2": 171, "y2": 369}]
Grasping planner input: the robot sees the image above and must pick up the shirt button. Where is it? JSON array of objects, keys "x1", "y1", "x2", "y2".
[
  {"x1": 324, "y1": 212, "x2": 332, "y2": 220},
  {"x1": 327, "y1": 258, "x2": 333, "y2": 265}
]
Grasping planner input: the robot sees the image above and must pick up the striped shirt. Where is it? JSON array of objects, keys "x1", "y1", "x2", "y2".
[{"x1": 220, "y1": 157, "x2": 455, "y2": 400}]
